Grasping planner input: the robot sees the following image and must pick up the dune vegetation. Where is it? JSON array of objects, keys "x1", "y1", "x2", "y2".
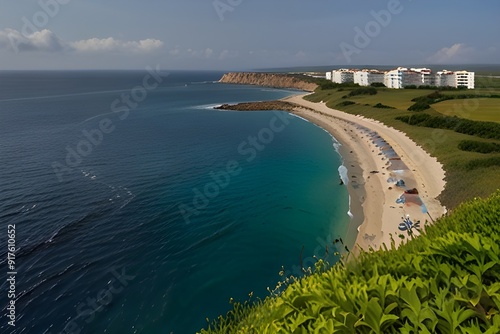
[{"x1": 200, "y1": 191, "x2": 500, "y2": 333}]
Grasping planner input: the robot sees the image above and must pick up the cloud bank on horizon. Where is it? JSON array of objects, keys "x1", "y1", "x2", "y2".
[
  {"x1": 0, "y1": 29, "x2": 164, "y2": 53},
  {"x1": 0, "y1": 0, "x2": 498, "y2": 70}
]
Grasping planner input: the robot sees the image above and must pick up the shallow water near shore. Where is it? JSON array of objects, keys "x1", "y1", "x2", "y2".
[{"x1": 0, "y1": 71, "x2": 350, "y2": 333}]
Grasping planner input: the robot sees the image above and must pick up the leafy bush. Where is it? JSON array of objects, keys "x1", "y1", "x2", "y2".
[
  {"x1": 337, "y1": 100, "x2": 356, "y2": 107},
  {"x1": 319, "y1": 81, "x2": 337, "y2": 90},
  {"x1": 409, "y1": 92, "x2": 500, "y2": 110},
  {"x1": 465, "y1": 156, "x2": 500, "y2": 170},
  {"x1": 201, "y1": 192, "x2": 500, "y2": 333},
  {"x1": 407, "y1": 101, "x2": 431, "y2": 111},
  {"x1": 370, "y1": 82, "x2": 386, "y2": 87},
  {"x1": 374, "y1": 103, "x2": 395, "y2": 109},
  {"x1": 348, "y1": 87, "x2": 378, "y2": 97},
  {"x1": 407, "y1": 91, "x2": 445, "y2": 111},
  {"x1": 396, "y1": 114, "x2": 500, "y2": 140},
  {"x1": 458, "y1": 140, "x2": 500, "y2": 154}
]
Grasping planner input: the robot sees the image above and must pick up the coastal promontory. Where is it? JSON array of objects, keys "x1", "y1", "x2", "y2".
[{"x1": 219, "y1": 72, "x2": 318, "y2": 91}]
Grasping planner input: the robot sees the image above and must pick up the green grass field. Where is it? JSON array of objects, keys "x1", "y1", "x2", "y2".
[
  {"x1": 305, "y1": 86, "x2": 500, "y2": 209},
  {"x1": 431, "y1": 98, "x2": 500, "y2": 122},
  {"x1": 476, "y1": 75, "x2": 500, "y2": 89}
]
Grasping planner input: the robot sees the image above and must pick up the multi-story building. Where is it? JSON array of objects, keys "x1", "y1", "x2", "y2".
[
  {"x1": 332, "y1": 69, "x2": 355, "y2": 84},
  {"x1": 326, "y1": 67, "x2": 474, "y2": 89},
  {"x1": 384, "y1": 67, "x2": 406, "y2": 89},
  {"x1": 384, "y1": 67, "x2": 434, "y2": 88},
  {"x1": 435, "y1": 70, "x2": 457, "y2": 88},
  {"x1": 410, "y1": 68, "x2": 434, "y2": 86},
  {"x1": 454, "y1": 70, "x2": 475, "y2": 89},
  {"x1": 353, "y1": 70, "x2": 385, "y2": 86}
]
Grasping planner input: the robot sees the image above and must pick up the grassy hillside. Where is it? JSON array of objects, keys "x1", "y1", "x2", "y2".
[
  {"x1": 432, "y1": 99, "x2": 500, "y2": 123},
  {"x1": 304, "y1": 85, "x2": 500, "y2": 208},
  {"x1": 200, "y1": 191, "x2": 500, "y2": 333}
]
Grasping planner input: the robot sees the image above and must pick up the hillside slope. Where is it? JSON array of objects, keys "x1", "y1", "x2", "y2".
[{"x1": 219, "y1": 72, "x2": 318, "y2": 91}]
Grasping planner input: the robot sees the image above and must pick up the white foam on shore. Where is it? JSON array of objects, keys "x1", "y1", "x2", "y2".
[
  {"x1": 347, "y1": 195, "x2": 354, "y2": 219},
  {"x1": 338, "y1": 165, "x2": 349, "y2": 186},
  {"x1": 285, "y1": 112, "x2": 355, "y2": 223},
  {"x1": 288, "y1": 113, "x2": 309, "y2": 122},
  {"x1": 191, "y1": 103, "x2": 238, "y2": 110}
]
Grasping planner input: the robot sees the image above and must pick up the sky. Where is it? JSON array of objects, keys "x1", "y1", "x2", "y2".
[{"x1": 0, "y1": 0, "x2": 499, "y2": 70}]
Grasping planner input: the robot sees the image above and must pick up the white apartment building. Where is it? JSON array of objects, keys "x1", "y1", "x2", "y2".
[
  {"x1": 435, "y1": 70, "x2": 475, "y2": 89},
  {"x1": 410, "y1": 68, "x2": 433, "y2": 86},
  {"x1": 353, "y1": 70, "x2": 385, "y2": 86},
  {"x1": 326, "y1": 67, "x2": 474, "y2": 89},
  {"x1": 435, "y1": 70, "x2": 456, "y2": 87},
  {"x1": 332, "y1": 69, "x2": 354, "y2": 84},
  {"x1": 384, "y1": 67, "x2": 434, "y2": 88},
  {"x1": 384, "y1": 67, "x2": 406, "y2": 89},
  {"x1": 455, "y1": 70, "x2": 475, "y2": 89}
]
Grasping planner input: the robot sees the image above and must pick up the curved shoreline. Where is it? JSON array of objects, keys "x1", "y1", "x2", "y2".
[
  {"x1": 215, "y1": 93, "x2": 447, "y2": 253},
  {"x1": 284, "y1": 94, "x2": 447, "y2": 253}
]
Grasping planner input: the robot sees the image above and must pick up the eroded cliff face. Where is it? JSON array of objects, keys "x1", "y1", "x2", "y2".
[{"x1": 219, "y1": 72, "x2": 318, "y2": 92}]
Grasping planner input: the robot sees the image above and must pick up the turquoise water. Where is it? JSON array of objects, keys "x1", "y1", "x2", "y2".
[{"x1": 0, "y1": 71, "x2": 350, "y2": 333}]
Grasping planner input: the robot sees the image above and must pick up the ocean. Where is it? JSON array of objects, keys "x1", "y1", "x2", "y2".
[{"x1": 0, "y1": 70, "x2": 350, "y2": 333}]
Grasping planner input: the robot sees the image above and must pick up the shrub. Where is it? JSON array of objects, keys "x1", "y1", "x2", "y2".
[
  {"x1": 348, "y1": 87, "x2": 377, "y2": 97},
  {"x1": 370, "y1": 82, "x2": 386, "y2": 87},
  {"x1": 407, "y1": 101, "x2": 431, "y2": 111},
  {"x1": 201, "y1": 192, "x2": 500, "y2": 333},
  {"x1": 465, "y1": 156, "x2": 500, "y2": 170},
  {"x1": 337, "y1": 100, "x2": 356, "y2": 107},
  {"x1": 374, "y1": 103, "x2": 395, "y2": 109},
  {"x1": 319, "y1": 81, "x2": 337, "y2": 90},
  {"x1": 396, "y1": 114, "x2": 500, "y2": 140},
  {"x1": 458, "y1": 140, "x2": 500, "y2": 154}
]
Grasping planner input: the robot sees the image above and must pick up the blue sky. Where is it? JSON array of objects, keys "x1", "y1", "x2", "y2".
[{"x1": 0, "y1": 0, "x2": 499, "y2": 70}]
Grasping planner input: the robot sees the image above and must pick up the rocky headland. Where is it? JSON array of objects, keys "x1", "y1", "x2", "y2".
[{"x1": 219, "y1": 72, "x2": 318, "y2": 91}]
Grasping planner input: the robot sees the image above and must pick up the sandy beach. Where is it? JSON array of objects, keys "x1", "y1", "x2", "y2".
[{"x1": 283, "y1": 94, "x2": 447, "y2": 253}]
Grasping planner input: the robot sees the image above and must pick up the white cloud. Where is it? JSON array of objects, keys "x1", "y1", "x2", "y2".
[
  {"x1": 71, "y1": 37, "x2": 163, "y2": 53},
  {"x1": 427, "y1": 43, "x2": 473, "y2": 63},
  {"x1": 219, "y1": 49, "x2": 238, "y2": 60},
  {"x1": 204, "y1": 48, "x2": 214, "y2": 58},
  {"x1": 168, "y1": 47, "x2": 216, "y2": 59},
  {"x1": 0, "y1": 28, "x2": 68, "y2": 53},
  {"x1": 0, "y1": 28, "x2": 163, "y2": 54}
]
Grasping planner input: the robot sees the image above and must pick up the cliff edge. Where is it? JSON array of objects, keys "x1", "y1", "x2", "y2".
[{"x1": 219, "y1": 72, "x2": 318, "y2": 92}]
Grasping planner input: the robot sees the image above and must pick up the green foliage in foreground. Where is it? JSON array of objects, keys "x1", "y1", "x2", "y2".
[
  {"x1": 396, "y1": 113, "x2": 500, "y2": 140},
  {"x1": 200, "y1": 192, "x2": 500, "y2": 334}
]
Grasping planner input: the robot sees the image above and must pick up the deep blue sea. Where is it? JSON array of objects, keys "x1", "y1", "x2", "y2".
[{"x1": 0, "y1": 70, "x2": 350, "y2": 333}]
